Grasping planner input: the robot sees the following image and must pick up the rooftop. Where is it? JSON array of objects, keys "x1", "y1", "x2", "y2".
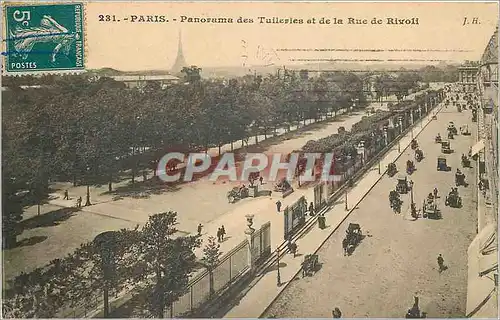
[{"x1": 110, "y1": 75, "x2": 180, "y2": 82}]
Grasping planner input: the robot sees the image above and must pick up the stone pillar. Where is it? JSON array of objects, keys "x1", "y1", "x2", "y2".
[
  {"x1": 244, "y1": 214, "x2": 256, "y2": 270},
  {"x1": 410, "y1": 111, "x2": 414, "y2": 125},
  {"x1": 398, "y1": 116, "x2": 404, "y2": 133},
  {"x1": 356, "y1": 140, "x2": 366, "y2": 164},
  {"x1": 419, "y1": 106, "x2": 423, "y2": 119},
  {"x1": 383, "y1": 127, "x2": 389, "y2": 145}
]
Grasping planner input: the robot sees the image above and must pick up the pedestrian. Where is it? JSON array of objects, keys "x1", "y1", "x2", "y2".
[
  {"x1": 276, "y1": 200, "x2": 282, "y2": 212},
  {"x1": 221, "y1": 225, "x2": 226, "y2": 241},
  {"x1": 309, "y1": 202, "x2": 315, "y2": 216},
  {"x1": 332, "y1": 307, "x2": 342, "y2": 318},
  {"x1": 76, "y1": 196, "x2": 82, "y2": 208},
  {"x1": 259, "y1": 176, "x2": 264, "y2": 185},
  {"x1": 63, "y1": 190, "x2": 69, "y2": 200},
  {"x1": 437, "y1": 254, "x2": 445, "y2": 273},
  {"x1": 217, "y1": 228, "x2": 222, "y2": 242},
  {"x1": 197, "y1": 223, "x2": 203, "y2": 236}
]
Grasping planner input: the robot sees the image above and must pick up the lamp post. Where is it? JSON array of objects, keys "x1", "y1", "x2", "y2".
[
  {"x1": 345, "y1": 189, "x2": 348, "y2": 211},
  {"x1": 351, "y1": 98, "x2": 359, "y2": 114},
  {"x1": 409, "y1": 180, "x2": 414, "y2": 205},
  {"x1": 276, "y1": 247, "x2": 281, "y2": 286},
  {"x1": 85, "y1": 166, "x2": 92, "y2": 206}
]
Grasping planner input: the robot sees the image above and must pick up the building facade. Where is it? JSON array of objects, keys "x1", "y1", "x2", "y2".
[
  {"x1": 466, "y1": 26, "x2": 498, "y2": 319},
  {"x1": 110, "y1": 75, "x2": 180, "y2": 89},
  {"x1": 458, "y1": 65, "x2": 479, "y2": 92}
]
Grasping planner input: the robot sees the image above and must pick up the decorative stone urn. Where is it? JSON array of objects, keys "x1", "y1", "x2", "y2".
[{"x1": 244, "y1": 214, "x2": 255, "y2": 235}]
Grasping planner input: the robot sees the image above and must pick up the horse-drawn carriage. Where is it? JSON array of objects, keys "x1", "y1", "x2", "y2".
[
  {"x1": 435, "y1": 134, "x2": 442, "y2": 144},
  {"x1": 422, "y1": 195, "x2": 440, "y2": 219},
  {"x1": 387, "y1": 163, "x2": 397, "y2": 177},
  {"x1": 461, "y1": 154, "x2": 471, "y2": 168},
  {"x1": 396, "y1": 175, "x2": 410, "y2": 194},
  {"x1": 437, "y1": 156, "x2": 450, "y2": 171},
  {"x1": 415, "y1": 149, "x2": 424, "y2": 162},
  {"x1": 274, "y1": 178, "x2": 292, "y2": 192},
  {"x1": 445, "y1": 188, "x2": 462, "y2": 208},
  {"x1": 342, "y1": 223, "x2": 362, "y2": 256},
  {"x1": 227, "y1": 186, "x2": 249, "y2": 203},
  {"x1": 410, "y1": 139, "x2": 418, "y2": 150},
  {"x1": 406, "y1": 160, "x2": 415, "y2": 175},
  {"x1": 455, "y1": 170, "x2": 466, "y2": 186},
  {"x1": 460, "y1": 125, "x2": 471, "y2": 136},
  {"x1": 441, "y1": 141, "x2": 451, "y2": 154},
  {"x1": 389, "y1": 190, "x2": 402, "y2": 213},
  {"x1": 301, "y1": 254, "x2": 319, "y2": 277},
  {"x1": 447, "y1": 122, "x2": 458, "y2": 135}
]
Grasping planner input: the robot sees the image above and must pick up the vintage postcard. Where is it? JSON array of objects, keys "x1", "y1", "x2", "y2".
[{"x1": 2, "y1": 1, "x2": 498, "y2": 318}]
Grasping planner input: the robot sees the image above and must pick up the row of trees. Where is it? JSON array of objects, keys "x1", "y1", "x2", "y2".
[
  {"x1": 2, "y1": 67, "x2": 373, "y2": 248},
  {"x1": 371, "y1": 72, "x2": 423, "y2": 102}
]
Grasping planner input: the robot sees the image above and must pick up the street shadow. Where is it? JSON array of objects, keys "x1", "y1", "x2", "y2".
[
  {"x1": 219, "y1": 236, "x2": 232, "y2": 243},
  {"x1": 15, "y1": 235, "x2": 48, "y2": 248},
  {"x1": 103, "y1": 176, "x2": 183, "y2": 199},
  {"x1": 266, "y1": 262, "x2": 288, "y2": 272},
  {"x1": 19, "y1": 207, "x2": 80, "y2": 231}
]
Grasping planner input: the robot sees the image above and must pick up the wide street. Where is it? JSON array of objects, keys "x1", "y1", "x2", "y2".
[
  {"x1": 3, "y1": 86, "x2": 440, "y2": 282},
  {"x1": 263, "y1": 98, "x2": 477, "y2": 317}
]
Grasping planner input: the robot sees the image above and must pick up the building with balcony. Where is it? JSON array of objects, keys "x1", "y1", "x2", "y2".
[
  {"x1": 466, "y1": 26, "x2": 498, "y2": 319},
  {"x1": 458, "y1": 62, "x2": 480, "y2": 92}
]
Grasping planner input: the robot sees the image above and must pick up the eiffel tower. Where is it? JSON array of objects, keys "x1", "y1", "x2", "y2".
[{"x1": 171, "y1": 31, "x2": 188, "y2": 76}]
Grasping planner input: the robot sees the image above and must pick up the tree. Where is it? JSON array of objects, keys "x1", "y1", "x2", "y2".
[
  {"x1": 181, "y1": 66, "x2": 202, "y2": 83},
  {"x1": 201, "y1": 236, "x2": 223, "y2": 296},
  {"x1": 2, "y1": 178, "x2": 24, "y2": 248},
  {"x1": 138, "y1": 212, "x2": 201, "y2": 317}
]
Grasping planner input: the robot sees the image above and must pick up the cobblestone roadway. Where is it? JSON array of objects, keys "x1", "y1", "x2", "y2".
[{"x1": 264, "y1": 102, "x2": 476, "y2": 318}]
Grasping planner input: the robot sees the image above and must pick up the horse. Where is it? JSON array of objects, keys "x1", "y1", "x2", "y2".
[{"x1": 342, "y1": 238, "x2": 349, "y2": 256}]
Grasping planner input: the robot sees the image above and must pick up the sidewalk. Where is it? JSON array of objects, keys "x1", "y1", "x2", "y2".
[{"x1": 223, "y1": 101, "x2": 445, "y2": 318}]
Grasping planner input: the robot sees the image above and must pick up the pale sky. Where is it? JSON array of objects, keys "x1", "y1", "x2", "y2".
[{"x1": 85, "y1": 2, "x2": 499, "y2": 71}]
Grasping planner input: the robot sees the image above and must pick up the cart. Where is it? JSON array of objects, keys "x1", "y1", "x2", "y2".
[
  {"x1": 422, "y1": 197, "x2": 440, "y2": 219},
  {"x1": 437, "y1": 156, "x2": 449, "y2": 171},
  {"x1": 441, "y1": 141, "x2": 451, "y2": 154},
  {"x1": 301, "y1": 254, "x2": 319, "y2": 277},
  {"x1": 396, "y1": 175, "x2": 410, "y2": 194}
]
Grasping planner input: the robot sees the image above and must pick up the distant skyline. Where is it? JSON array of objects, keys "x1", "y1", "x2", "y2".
[{"x1": 86, "y1": 2, "x2": 498, "y2": 71}]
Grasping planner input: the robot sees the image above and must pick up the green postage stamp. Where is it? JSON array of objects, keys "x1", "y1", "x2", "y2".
[{"x1": 4, "y1": 3, "x2": 84, "y2": 73}]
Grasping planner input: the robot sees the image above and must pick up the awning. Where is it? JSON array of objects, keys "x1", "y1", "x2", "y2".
[
  {"x1": 471, "y1": 140, "x2": 485, "y2": 157},
  {"x1": 466, "y1": 223, "x2": 499, "y2": 318}
]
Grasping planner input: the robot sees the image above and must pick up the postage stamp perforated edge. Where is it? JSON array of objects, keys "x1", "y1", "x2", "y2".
[{"x1": 2, "y1": 1, "x2": 87, "y2": 76}]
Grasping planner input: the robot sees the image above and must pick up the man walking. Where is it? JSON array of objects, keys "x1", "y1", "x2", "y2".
[
  {"x1": 276, "y1": 200, "x2": 282, "y2": 212},
  {"x1": 437, "y1": 254, "x2": 445, "y2": 273},
  {"x1": 217, "y1": 228, "x2": 222, "y2": 242},
  {"x1": 63, "y1": 190, "x2": 69, "y2": 200},
  {"x1": 76, "y1": 196, "x2": 82, "y2": 208},
  {"x1": 220, "y1": 225, "x2": 226, "y2": 241},
  {"x1": 197, "y1": 223, "x2": 203, "y2": 236}
]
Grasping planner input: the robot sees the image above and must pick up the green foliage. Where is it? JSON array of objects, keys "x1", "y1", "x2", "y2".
[
  {"x1": 2, "y1": 212, "x2": 201, "y2": 319},
  {"x1": 201, "y1": 236, "x2": 223, "y2": 270}
]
